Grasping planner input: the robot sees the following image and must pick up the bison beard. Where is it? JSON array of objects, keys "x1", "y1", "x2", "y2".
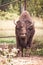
[{"x1": 15, "y1": 11, "x2": 35, "y2": 57}]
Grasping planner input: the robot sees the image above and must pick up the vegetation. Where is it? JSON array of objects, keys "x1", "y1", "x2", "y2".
[
  {"x1": 0, "y1": 0, "x2": 43, "y2": 56},
  {"x1": 0, "y1": 0, "x2": 43, "y2": 19},
  {"x1": 0, "y1": 37, "x2": 16, "y2": 44},
  {"x1": 0, "y1": 35, "x2": 43, "y2": 56},
  {"x1": 31, "y1": 36, "x2": 43, "y2": 56},
  {"x1": 0, "y1": 10, "x2": 19, "y2": 20}
]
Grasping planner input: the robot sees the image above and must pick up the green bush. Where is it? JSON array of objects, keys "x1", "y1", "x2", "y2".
[{"x1": 0, "y1": 10, "x2": 19, "y2": 20}]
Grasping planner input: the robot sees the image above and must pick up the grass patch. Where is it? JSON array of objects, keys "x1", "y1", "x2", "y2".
[
  {"x1": 30, "y1": 35, "x2": 43, "y2": 56},
  {"x1": 0, "y1": 37, "x2": 16, "y2": 44},
  {"x1": 31, "y1": 48, "x2": 43, "y2": 56},
  {"x1": 0, "y1": 35, "x2": 43, "y2": 56}
]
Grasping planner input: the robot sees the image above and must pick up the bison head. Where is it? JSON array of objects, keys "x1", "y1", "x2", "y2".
[{"x1": 16, "y1": 20, "x2": 33, "y2": 46}]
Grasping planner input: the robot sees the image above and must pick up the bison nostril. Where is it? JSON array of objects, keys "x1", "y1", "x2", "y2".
[
  {"x1": 25, "y1": 33, "x2": 27, "y2": 35},
  {"x1": 21, "y1": 37, "x2": 25, "y2": 40}
]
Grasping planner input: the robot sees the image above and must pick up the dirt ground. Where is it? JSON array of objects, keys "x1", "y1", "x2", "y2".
[
  {"x1": 0, "y1": 44, "x2": 43, "y2": 65},
  {"x1": 0, "y1": 56, "x2": 43, "y2": 65},
  {"x1": 12, "y1": 56, "x2": 43, "y2": 65}
]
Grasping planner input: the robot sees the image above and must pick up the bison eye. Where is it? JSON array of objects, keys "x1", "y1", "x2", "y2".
[
  {"x1": 28, "y1": 27, "x2": 33, "y2": 31},
  {"x1": 29, "y1": 28, "x2": 32, "y2": 31}
]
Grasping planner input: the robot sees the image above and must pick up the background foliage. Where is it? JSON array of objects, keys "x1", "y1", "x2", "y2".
[{"x1": 0, "y1": 0, "x2": 43, "y2": 18}]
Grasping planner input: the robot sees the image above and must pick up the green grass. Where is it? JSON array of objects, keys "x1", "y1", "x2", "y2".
[
  {"x1": 0, "y1": 35, "x2": 43, "y2": 56},
  {"x1": 31, "y1": 48, "x2": 43, "y2": 56},
  {"x1": 0, "y1": 37, "x2": 16, "y2": 44},
  {"x1": 30, "y1": 35, "x2": 43, "y2": 56}
]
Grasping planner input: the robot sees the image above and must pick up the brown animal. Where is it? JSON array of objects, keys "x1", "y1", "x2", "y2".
[{"x1": 15, "y1": 11, "x2": 35, "y2": 57}]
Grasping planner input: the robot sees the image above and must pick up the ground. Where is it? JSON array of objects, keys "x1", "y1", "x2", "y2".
[
  {"x1": 12, "y1": 56, "x2": 43, "y2": 65},
  {"x1": 0, "y1": 56, "x2": 43, "y2": 65}
]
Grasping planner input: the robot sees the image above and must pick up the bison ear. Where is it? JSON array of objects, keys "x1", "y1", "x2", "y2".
[
  {"x1": 16, "y1": 20, "x2": 20, "y2": 29},
  {"x1": 28, "y1": 24, "x2": 34, "y2": 31},
  {"x1": 16, "y1": 20, "x2": 21, "y2": 26}
]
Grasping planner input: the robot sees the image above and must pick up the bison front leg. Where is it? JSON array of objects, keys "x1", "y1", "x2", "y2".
[
  {"x1": 17, "y1": 47, "x2": 23, "y2": 57},
  {"x1": 25, "y1": 36, "x2": 33, "y2": 57},
  {"x1": 20, "y1": 48, "x2": 23, "y2": 57},
  {"x1": 25, "y1": 47, "x2": 31, "y2": 57}
]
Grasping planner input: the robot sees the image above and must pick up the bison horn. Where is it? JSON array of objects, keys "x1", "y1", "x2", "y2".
[{"x1": 13, "y1": 20, "x2": 17, "y2": 25}]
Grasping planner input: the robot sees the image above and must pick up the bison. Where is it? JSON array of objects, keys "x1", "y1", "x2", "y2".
[{"x1": 15, "y1": 11, "x2": 35, "y2": 57}]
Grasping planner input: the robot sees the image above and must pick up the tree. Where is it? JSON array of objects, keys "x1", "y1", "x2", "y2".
[{"x1": 0, "y1": 0, "x2": 11, "y2": 11}]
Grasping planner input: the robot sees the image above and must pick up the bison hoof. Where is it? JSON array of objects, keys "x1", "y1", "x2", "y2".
[
  {"x1": 17, "y1": 51, "x2": 23, "y2": 57},
  {"x1": 25, "y1": 54, "x2": 30, "y2": 57}
]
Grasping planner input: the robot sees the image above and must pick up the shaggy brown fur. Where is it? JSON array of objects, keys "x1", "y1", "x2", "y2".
[{"x1": 15, "y1": 11, "x2": 35, "y2": 57}]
